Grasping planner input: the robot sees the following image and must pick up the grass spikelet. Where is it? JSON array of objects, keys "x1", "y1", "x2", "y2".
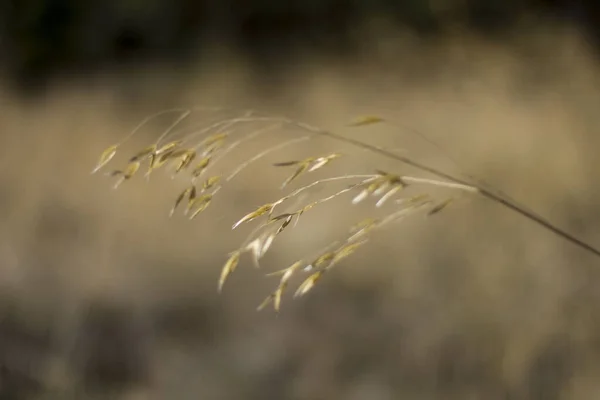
[
  {"x1": 307, "y1": 153, "x2": 342, "y2": 172},
  {"x1": 294, "y1": 271, "x2": 324, "y2": 297},
  {"x1": 92, "y1": 144, "x2": 118, "y2": 174},
  {"x1": 267, "y1": 261, "x2": 304, "y2": 285},
  {"x1": 276, "y1": 153, "x2": 343, "y2": 188},
  {"x1": 129, "y1": 145, "x2": 157, "y2": 162},
  {"x1": 305, "y1": 252, "x2": 335, "y2": 272},
  {"x1": 156, "y1": 140, "x2": 182, "y2": 155},
  {"x1": 191, "y1": 157, "x2": 211, "y2": 179},
  {"x1": 148, "y1": 149, "x2": 175, "y2": 171},
  {"x1": 219, "y1": 250, "x2": 241, "y2": 293},
  {"x1": 123, "y1": 161, "x2": 141, "y2": 179},
  {"x1": 171, "y1": 185, "x2": 196, "y2": 217},
  {"x1": 202, "y1": 175, "x2": 221, "y2": 191},
  {"x1": 280, "y1": 160, "x2": 311, "y2": 188},
  {"x1": 232, "y1": 203, "x2": 274, "y2": 230},
  {"x1": 331, "y1": 240, "x2": 368, "y2": 267},
  {"x1": 111, "y1": 161, "x2": 141, "y2": 189},
  {"x1": 200, "y1": 133, "x2": 228, "y2": 156},
  {"x1": 188, "y1": 194, "x2": 213, "y2": 220},
  {"x1": 173, "y1": 150, "x2": 196, "y2": 174},
  {"x1": 348, "y1": 218, "x2": 379, "y2": 241},
  {"x1": 256, "y1": 293, "x2": 275, "y2": 311}
]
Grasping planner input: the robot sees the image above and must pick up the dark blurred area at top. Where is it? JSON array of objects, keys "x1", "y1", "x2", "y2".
[{"x1": 0, "y1": 0, "x2": 598, "y2": 95}]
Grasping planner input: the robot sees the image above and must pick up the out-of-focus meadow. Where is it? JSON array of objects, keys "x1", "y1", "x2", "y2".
[{"x1": 2, "y1": 4, "x2": 600, "y2": 400}]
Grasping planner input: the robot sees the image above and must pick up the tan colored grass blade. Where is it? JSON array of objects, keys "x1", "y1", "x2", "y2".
[
  {"x1": 219, "y1": 251, "x2": 241, "y2": 293},
  {"x1": 92, "y1": 144, "x2": 118, "y2": 174}
]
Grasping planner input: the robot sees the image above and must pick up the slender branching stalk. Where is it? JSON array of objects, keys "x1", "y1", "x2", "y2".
[{"x1": 92, "y1": 107, "x2": 600, "y2": 312}]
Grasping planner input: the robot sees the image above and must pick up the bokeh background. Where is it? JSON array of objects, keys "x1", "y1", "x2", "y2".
[{"x1": 2, "y1": 1, "x2": 600, "y2": 399}]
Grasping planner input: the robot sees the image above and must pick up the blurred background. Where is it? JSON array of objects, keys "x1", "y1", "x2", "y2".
[{"x1": 2, "y1": 1, "x2": 600, "y2": 399}]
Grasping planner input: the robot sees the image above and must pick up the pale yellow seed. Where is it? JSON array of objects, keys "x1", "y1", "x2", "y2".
[
  {"x1": 201, "y1": 133, "x2": 228, "y2": 148},
  {"x1": 273, "y1": 283, "x2": 287, "y2": 312},
  {"x1": 123, "y1": 161, "x2": 141, "y2": 179},
  {"x1": 188, "y1": 194, "x2": 212, "y2": 219},
  {"x1": 171, "y1": 186, "x2": 195, "y2": 217},
  {"x1": 294, "y1": 271, "x2": 324, "y2": 297},
  {"x1": 232, "y1": 204, "x2": 274, "y2": 229},
  {"x1": 259, "y1": 232, "x2": 278, "y2": 258},
  {"x1": 276, "y1": 214, "x2": 294, "y2": 234},
  {"x1": 191, "y1": 157, "x2": 211, "y2": 178},
  {"x1": 257, "y1": 294, "x2": 275, "y2": 311},
  {"x1": 202, "y1": 175, "x2": 221, "y2": 191},
  {"x1": 218, "y1": 250, "x2": 241, "y2": 293},
  {"x1": 281, "y1": 162, "x2": 310, "y2": 188},
  {"x1": 330, "y1": 240, "x2": 367, "y2": 267},
  {"x1": 156, "y1": 140, "x2": 182, "y2": 155},
  {"x1": 266, "y1": 261, "x2": 303, "y2": 286},
  {"x1": 307, "y1": 153, "x2": 342, "y2": 172},
  {"x1": 92, "y1": 144, "x2": 118, "y2": 174},
  {"x1": 174, "y1": 150, "x2": 196, "y2": 173},
  {"x1": 129, "y1": 145, "x2": 157, "y2": 162}
]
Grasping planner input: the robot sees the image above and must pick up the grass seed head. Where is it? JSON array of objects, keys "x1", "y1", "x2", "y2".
[
  {"x1": 219, "y1": 250, "x2": 241, "y2": 293},
  {"x1": 188, "y1": 194, "x2": 213, "y2": 219},
  {"x1": 202, "y1": 175, "x2": 221, "y2": 191},
  {"x1": 129, "y1": 145, "x2": 157, "y2": 162},
  {"x1": 191, "y1": 157, "x2": 211, "y2": 179},
  {"x1": 92, "y1": 144, "x2": 118, "y2": 174},
  {"x1": 156, "y1": 140, "x2": 182, "y2": 155},
  {"x1": 294, "y1": 271, "x2": 324, "y2": 297},
  {"x1": 232, "y1": 203, "x2": 274, "y2": 230}
]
